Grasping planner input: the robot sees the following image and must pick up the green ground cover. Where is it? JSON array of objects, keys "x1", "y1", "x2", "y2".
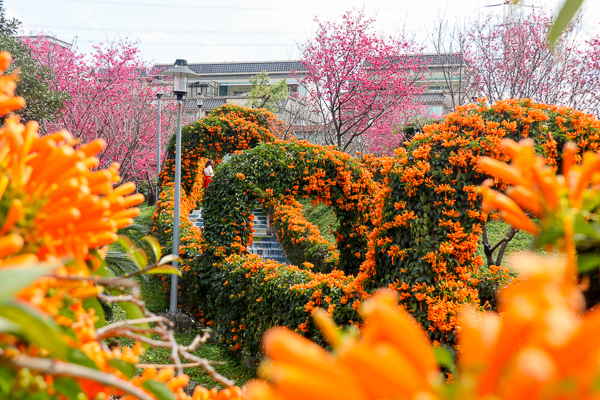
[
  {"x1": 297, "y1": 197, "x2": 338, "y2": 245},
  {"x1": 475, "y1": 219, "x2": 535, "y2": 261}
]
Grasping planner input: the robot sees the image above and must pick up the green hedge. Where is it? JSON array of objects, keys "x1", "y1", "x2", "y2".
[
  {"x1": 366, "y1": 99, "x2": 600, "y2": 344},
  {"x1": 189, "y1": 253, "x2": 361, "y2": 358},
  {"x1": 198, "y1": 140, "x2": 377, "y2": 275},
  {"x1": 267, "y1": 197, "x2": 339, "y2": 273}
]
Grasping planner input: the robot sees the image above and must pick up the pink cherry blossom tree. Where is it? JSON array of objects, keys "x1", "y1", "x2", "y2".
[
  {"x1": 24, "y1": 36, "x2": 178, "y2": 185},
  {"x1": 464, "y1": 8, "x2": 597, "y2": 112},
  {"x1": 297, "y1": 9, "x2": 428, "y2": 153}
]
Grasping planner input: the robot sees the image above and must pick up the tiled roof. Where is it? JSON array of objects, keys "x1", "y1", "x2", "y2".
[
  {"x1": 417, "y1": 93, "x2": 445, "y2": 103},
  {"x1": 184, "y1": 99, "x2": 199, "y2": 109},
  {"x1": 152, "y1": 61, "x2": 306, "y2": 75},
  {"x1": 201, "y1": 99, "x2": 227, "y2": 109}
]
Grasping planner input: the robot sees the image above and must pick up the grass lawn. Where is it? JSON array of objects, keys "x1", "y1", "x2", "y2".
[
  {"x1": 298, "y1": 197, "x2": 338, "y2": 245},
  {"x1": 475, "y1": 219, "x2": 535, "y2": 263}
]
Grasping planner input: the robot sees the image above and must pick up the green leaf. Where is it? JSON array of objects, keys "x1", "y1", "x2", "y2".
[
  {"x1": 117, "y1": 235, "x2": 148, "y2": 270},
  {"x1": 146, "y1": 265, "x2": 181, "y2": 276},
  {"x1": 142, "y1": 380, "x2": 176, "y2": 400},
  {"x1": 130, "y1": 247, "x2": 149, "y2": 271},
  {"x1": 82, "y1": 297, "x2": 106, "y2": 329},
  {"x1": 0, "y1": 265, "x2": 55, "y2": 304},
  {"x1": 92, "y1": 250, "x2": 110, "y2": 277},
  {"x1": 0, "y1": 302, "x2": 69, "y2": 359},
  {"x1": 142, "y1": 235, "x2": 163, "y2": 261},
  {"x1": 67, "y1": 348, "x2": 100, "y2": 370},
  {"x1": 578, "y1": 254, "x2": 600, "y2": 273},
  {"x1": 158, "y1": 254, "x2": 182, "y2": 266},
  {"x1": 117, "y1": 235, "x2": 134, "y2": 253},
  {"x1": 89, "y1": 248, "x2": 108, "y2": 276},
  {"x1": 549, "y1": 0, "x2": 584, "y2": 46},
  {"x1": 107, "y1": 358, "x2": 137, "y2": 379},
  {"x1": 54, "y1": 377, "x2": 82, "y2": 400},
  {"x1": 433, "y1": 346, "x2": 456, "y2": 373},
  {"x1": 117, "y1": 300, "x2": 151, "y2": 349}
]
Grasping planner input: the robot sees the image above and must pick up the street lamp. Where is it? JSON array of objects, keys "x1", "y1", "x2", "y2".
[
  {"x1": 162, "y1": 59, "x2": 200, "y2": 314},
  {"x1": 197, "y1": 96, "x2": 204, "y2": 119},
  {"x1": 153, "y1": 78, "x2": 170, "y2": 204}
]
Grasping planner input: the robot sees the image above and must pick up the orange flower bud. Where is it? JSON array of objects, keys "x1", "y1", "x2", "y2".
[
  {"x1": 499, "y1": 210, "x2": 539, "y2": 235},
  {"x1": 338, "y1": 341, "x2": 428, "y2": 399},
  {"x1": 505, "y1": 186, "x2": 542, "y2": 216},
  {"x1": 360, "y1": 290, "x2": 438, "y2": 377}
]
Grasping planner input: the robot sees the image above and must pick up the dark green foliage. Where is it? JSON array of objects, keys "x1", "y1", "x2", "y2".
[
  {"x1": 0, "y1": 3, "x2": 68, "y2": 125},
  {"x1": 161, "y1": 104, "x2": 277, "y2": 193},
  {"x1": 188, "y1": 254, "x2": 360, "y2": 358},
  {"x1": 199, "y1": 140, "x2": 373, "y2": 275}
]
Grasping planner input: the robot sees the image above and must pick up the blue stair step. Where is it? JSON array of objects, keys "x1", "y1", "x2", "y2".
[{"x1": 187, "y1": 208, "x2": 288, "y2": 264}]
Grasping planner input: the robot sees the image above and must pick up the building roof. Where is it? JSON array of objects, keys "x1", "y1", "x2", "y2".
[
  {"x1": 417, "y1": 93, "x2": 445, "y2": 104},
  {"x1": 200, "y1": 99, "x2": 227, "y2": 109},
  {"x1": 17, "y1": 35, "x2": 72, "y2": 50},
  {"x1": 152, "y1": 61, "x2": 306, "y2": 75}
]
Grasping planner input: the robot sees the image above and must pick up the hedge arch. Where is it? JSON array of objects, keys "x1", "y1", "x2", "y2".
[
  {"x1": 155, "y1": 99, "x2": 600, "y2": 356},
  {"x1": 198, "y1": 140, "x2": 378, "y2": 275},
  {"x1": 185, "y1": 140, "x2": 382, "y2": 356},
  {"x1": 152, "y1": 104, "x2": 280, "y2": 256},
  {"x1": 364, "y1": 99, "x2": 600, "y2": 345}
]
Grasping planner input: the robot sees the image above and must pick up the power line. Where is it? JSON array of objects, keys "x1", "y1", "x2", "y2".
[
  {"x1": 23, "y1": 24, "x2": 302, "y2": 35},
  {"x1": 81, "y1": 40, "x2": 296, "y2": 47},
  {"x1": 50, "y1": 0, "x2": 279, "y2": 11}
]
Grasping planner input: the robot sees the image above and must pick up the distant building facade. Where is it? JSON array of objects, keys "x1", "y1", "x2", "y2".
[
  {"x1": 414, "y1": 53, "x2": 470, "y2": 115},
  {"x1": 151, "y1": 60, "x2": 308, "y2": 121},
  {"x1": 150, "y1": 53, "x2": 468, "y2": 149}
]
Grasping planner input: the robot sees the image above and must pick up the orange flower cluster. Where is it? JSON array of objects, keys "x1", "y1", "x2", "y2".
[
  {"x1": 266, "y1": 196, "x2": 339, "y2": 272},
  {"x1": 0, "y1": 51, "x2": 143, "y2": 269},
  {"x1": 249, "y1": 252, "x2": 600, "y2": 400},
  {"x1": 479, "y1": 138, "x2": 600, "y2": 276},
  {"x1": 365, "y1": 98, "x2": 600, "y2": 345},
  {"x1": 0, "y1": 51, "x2": 241, "y2": 400}
]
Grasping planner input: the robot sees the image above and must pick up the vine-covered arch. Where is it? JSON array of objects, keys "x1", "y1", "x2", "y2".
[
  {"x1": 199, "y1": 140, "x2": 378, "y2": 275},
  {"x1": 185, "y1": 139, "x2": 381, "y2": 355},
  {"x1": 152, "y1": 104, "x2": 280, "y2": 256}
]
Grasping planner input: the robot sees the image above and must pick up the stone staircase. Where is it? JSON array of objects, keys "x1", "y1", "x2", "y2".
[{"x1": 188, "y1": 208, "x2": 287, "y2": 264}]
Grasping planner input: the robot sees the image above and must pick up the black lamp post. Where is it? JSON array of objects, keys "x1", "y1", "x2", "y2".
[
  {"x1": 161, "y1": 59, "x2": 200, "y2": 314},
  {"x1": 153, "y1": 78, "x2": 169, "y2": 203},
  {"x1": 197, "y1": 97, "x2": 204, "y2": 118}
]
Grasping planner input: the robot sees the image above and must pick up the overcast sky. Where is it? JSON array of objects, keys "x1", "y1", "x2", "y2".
[{"x1": 7, "y1": 0, "x2": 600, "y2": 66}]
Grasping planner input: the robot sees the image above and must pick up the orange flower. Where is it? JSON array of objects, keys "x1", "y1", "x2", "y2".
[{"x1": 248, "y1": 252, "x2": 600, "y2": 400}]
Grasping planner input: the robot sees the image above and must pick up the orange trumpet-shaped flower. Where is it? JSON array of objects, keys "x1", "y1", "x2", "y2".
[
  {"x1": 254, "y1": 290, "x2": 440, "y2": 400},
  {"x1": 249, "y1": 252, "x2": 600, "y2": 400},
  {"x1": 478, "y1": 138, "x2": 600, "y2": 260}
]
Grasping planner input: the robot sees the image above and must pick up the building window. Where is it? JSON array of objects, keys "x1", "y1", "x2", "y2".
[
  {"x1": 233, "y1": 91, "x2": 248, "y2": 96},
  {"x1": 219, "y1": 85, "x2": 227, "y2": 96}
]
